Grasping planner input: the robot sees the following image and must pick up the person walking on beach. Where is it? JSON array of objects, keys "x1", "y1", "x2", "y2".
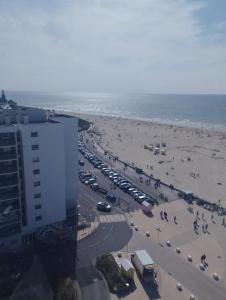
[
  {"x1": 193, "y1": 220, "x2": 198, "y2": 231},
  {"x1": 160, "y1": 211, "x2": 163, "y2": 220},
  {"x1": 205, "y1": 223, "x2": 208, "y2": 232},
  {"x1": 174, "y1": 216, "x2": 177, "y2": 224},
  {"x1": 222, "y1": 217, "x2": 225, "y2": 227},
  {"x1": 211, "y1": 214, "x2": 214, "y2": 222},
  {"x1": 202, "y1": 213, "x2": 205, "y2": 221}
]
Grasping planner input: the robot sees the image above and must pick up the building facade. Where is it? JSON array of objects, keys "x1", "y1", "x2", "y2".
[{"x1": 0, "y1": 106, "x2": 78, "y2": 253}]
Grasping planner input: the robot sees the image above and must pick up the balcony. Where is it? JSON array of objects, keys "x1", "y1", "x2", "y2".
[
  {"x1": 0, "y1": 152, "x2": 17, "y2": 162},
  {"x1": 0, "y1": 164, "x2": 17, "y2": 175},
  {"x1": 0, "y1": 223, "x2": 21, "y2": 238},
  {"x1": 0, "y1": 199, "x2": 20, "y2": 214},
  {"x1": 0, "y1": 134, "x2": 16, "y2": 147},
  {"x1": 0, "y1": 187, "x2": 19, "y2": 201},
  {"x1": 0, "y1": 175, "x2": 18, "y2": 189},
  {"x1": 0, "y1": 211, "x2": 21, "y2": 226}
]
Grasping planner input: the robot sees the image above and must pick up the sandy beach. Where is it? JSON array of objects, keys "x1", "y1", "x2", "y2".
[{"x1": 74, "y1": 113, "x2": 226, "y2": 205}]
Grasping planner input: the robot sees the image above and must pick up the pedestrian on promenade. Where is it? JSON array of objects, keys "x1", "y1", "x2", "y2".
[
  {"x1": 202, "y1": 213, "x2": 205, "y2": 221},
  {"x1": 205, "y1": 223, "x2": 208, "y2": 232},
  {"x1": 196, "y1": 211, "x2": 199, "y2": 219},
  {"x1": 160, "y1": 211, "x2": 163, "y2": 220},
  {"x1": 211, "y1": 214, "x2": 214, "y2": 222},
  {"x1": 222, "y1": 217, "x2": 225, "y2": 227},
  {"x1": 193, "y1": 220, "x2": 198, "y2": 231},
  {"x1": 164, "y1": 211, "x2": 168, "y2": 221},
  {"x1": 174, "y1": 216, "x2": 177, "y2": 224},
  {"x1": 202, "y1": 224, "x2": 205, "y2": 233}
]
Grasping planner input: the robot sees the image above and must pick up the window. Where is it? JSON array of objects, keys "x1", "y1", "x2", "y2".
[
  {"x1": 34, "y1": 193, "x2": 41, "y2": 199},
  {"x1": 33, "y1": 181, "x2": 40, "y2": 187},
  {"x1": 32, "y1": 145, "x2": 39, "y2": 150},
  {"x1": 35, "y1": 204, "x2": 42, "y2": 210},
  {"x1": 33, "y1": 169, "x2": 40, "y2": 175},
  {"x1": 31, "y1": 132, "x2": 38, "y2": 137},
  {"x1": 32, "y1": 157, "x2": 40, "y2": 163},
  {"x1": 35, "y1": 215, "x2": 42, "y2": 221}
]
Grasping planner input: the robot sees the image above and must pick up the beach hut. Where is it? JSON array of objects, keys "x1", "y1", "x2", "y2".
[
  {"x1": 121, "y1": 259, "x2": 134, "y2": 280},
  {"x1": 142, "y1": 201, "x2": 153, "y2": 215},
  {"x1": 161, "y1": 149, "x2": 166, "y2": 155},
  {"x1": 154, "y1": 147, "x2": 160, "y2": 155}
]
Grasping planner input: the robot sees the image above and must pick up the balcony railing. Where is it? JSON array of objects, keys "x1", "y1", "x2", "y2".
[
  {"x1": 0, "y1": 152, "x2": 17, "y2": 161},
  {"x1": 0, "y1": 190, "x2": 19, "y2": 201},
  {"x1": 0, "y1": 165, "x2": 17, "y2": 175},
  {"x1": 0, "y1": 211, "x2": 20, "y2": 226},
  {"x1": 0, "y1": 199, "x2": 20, "y2": 214},
  {"x1": 0, "y1": 135, "x2": 16, "y2": 147},
  {"x1": 0, "y1": 223, "x2": 21, "y2": 238},
  {"x1": 0, "y1": 176, "x2": 18, "y2": 188}
]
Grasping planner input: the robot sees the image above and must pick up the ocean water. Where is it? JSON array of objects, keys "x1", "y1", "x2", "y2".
[{"x1": 7, "y1": 91, "x2": 226, "y2": 130}]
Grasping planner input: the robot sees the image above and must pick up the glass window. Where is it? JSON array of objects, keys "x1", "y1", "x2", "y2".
[
  {"x1": 34, "y1": 193, "x2": 41, "y2": 198},
  {"x1": 31, "y1": 132, "x2": 38, "y2": 137},
  {"x1": 32, "y1": 157, "x2": 40, "y2": 163},
  {"x1": 35, "y1": 216, "x2": 42, "y2": 221},
  {"x1": 32, "y1": 145, "x2": 39, "y2": 150},
  {"x1": 33, "y1": 181, "x2": 40, "y2": 187},
  {"x1": 33, "y1": 169, "x2": 40, "y2": 175},
  {"x1": 35, "y1": 204, "x2": 42, "y2": 210}
]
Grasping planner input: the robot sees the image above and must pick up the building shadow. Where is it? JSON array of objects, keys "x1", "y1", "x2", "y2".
[{"x1": 136, "y1": 272, "x2": 160, "y2": 300}]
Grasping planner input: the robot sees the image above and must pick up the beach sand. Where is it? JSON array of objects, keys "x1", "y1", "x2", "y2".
[{"x1": 74, "y1": 113, "x2": 226, "y2": 205}]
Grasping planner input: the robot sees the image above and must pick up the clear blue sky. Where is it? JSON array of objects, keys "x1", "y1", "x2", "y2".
[{"x1": 0, "y1": 0, "x2": 225, "y2": 94}]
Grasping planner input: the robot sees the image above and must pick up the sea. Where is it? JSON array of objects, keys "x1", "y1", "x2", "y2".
[{"x1": 6, "y1": 91, "x2": 226, "y2": 131}]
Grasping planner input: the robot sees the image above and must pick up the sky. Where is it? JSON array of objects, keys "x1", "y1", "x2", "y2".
[{"x1": 0, "y1": 0, "x2": 226, "y2": 94}]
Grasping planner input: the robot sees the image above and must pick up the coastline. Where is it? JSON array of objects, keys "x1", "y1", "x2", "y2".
[{"x1": 65, "y1": 111, "x2": 226, "y2": 205}]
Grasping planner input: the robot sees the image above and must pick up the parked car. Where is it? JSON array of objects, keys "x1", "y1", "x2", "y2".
[
  {"x1": 97, "y1": 202, "x2": 111, "y2": 212},
  {"x1": 106, "y1": 193, "x2": 116, "y2": 203},
  {"x1": 90, "y1": 182, "x2": 99, "y2": 190},
  {"x1": 79, "y1": 159, "x2": 85, "y2": 166},
  {"x1": 85, "y1": 178, "x2": 96, "y2": 185}
]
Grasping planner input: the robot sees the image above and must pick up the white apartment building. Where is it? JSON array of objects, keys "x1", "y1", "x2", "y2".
[{"x1": 0, "y1": 106, "x2": 78, "y2": 253}]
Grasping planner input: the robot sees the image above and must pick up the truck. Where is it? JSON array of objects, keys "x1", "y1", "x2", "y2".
[{"x1": 131, "y1": 250, "x2": 157, "y2": 282}]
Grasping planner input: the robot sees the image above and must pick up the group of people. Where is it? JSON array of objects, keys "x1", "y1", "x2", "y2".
[
  {"x1": 160, "y1": 210, "x2": 178, "y2": 224},
  {"x1": 193, "y1": 211, "x2": 209, "y2": 233}
]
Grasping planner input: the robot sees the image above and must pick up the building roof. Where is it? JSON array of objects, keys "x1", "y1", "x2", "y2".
[
  {"x1": 121, "y1": 259, "x2": 134, "y2": 272},
  {"x1": 135, "y1": 250, "x2": 154, "y2": 265}
]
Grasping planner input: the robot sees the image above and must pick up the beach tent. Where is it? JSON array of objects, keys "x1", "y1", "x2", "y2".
[
  {"x1": 121, "y1": 259, "x2": 134, "y2": 280},
  {"x1": 154, "y1": 147, "x2": 160, "y2": 154},
  {"x1": 161, "y1": 149, "x2": 166, "y2": 155}
]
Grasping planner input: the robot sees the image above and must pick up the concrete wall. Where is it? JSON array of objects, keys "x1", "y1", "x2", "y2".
[
  {"x1": 52, "y1": 116, "x2": 78, "y2": 211},
  {"x1": 19, "y1": 121, "x2": 66, "y2": 233}
]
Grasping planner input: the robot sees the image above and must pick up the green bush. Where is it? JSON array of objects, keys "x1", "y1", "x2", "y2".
[{"x1": 96, "y1": 254, "x2": 127, "y2": 292}]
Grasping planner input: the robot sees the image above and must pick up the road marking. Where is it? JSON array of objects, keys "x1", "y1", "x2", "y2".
[{"x1": 99, "y1": 214, "x2": 126, "y2": 223}]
